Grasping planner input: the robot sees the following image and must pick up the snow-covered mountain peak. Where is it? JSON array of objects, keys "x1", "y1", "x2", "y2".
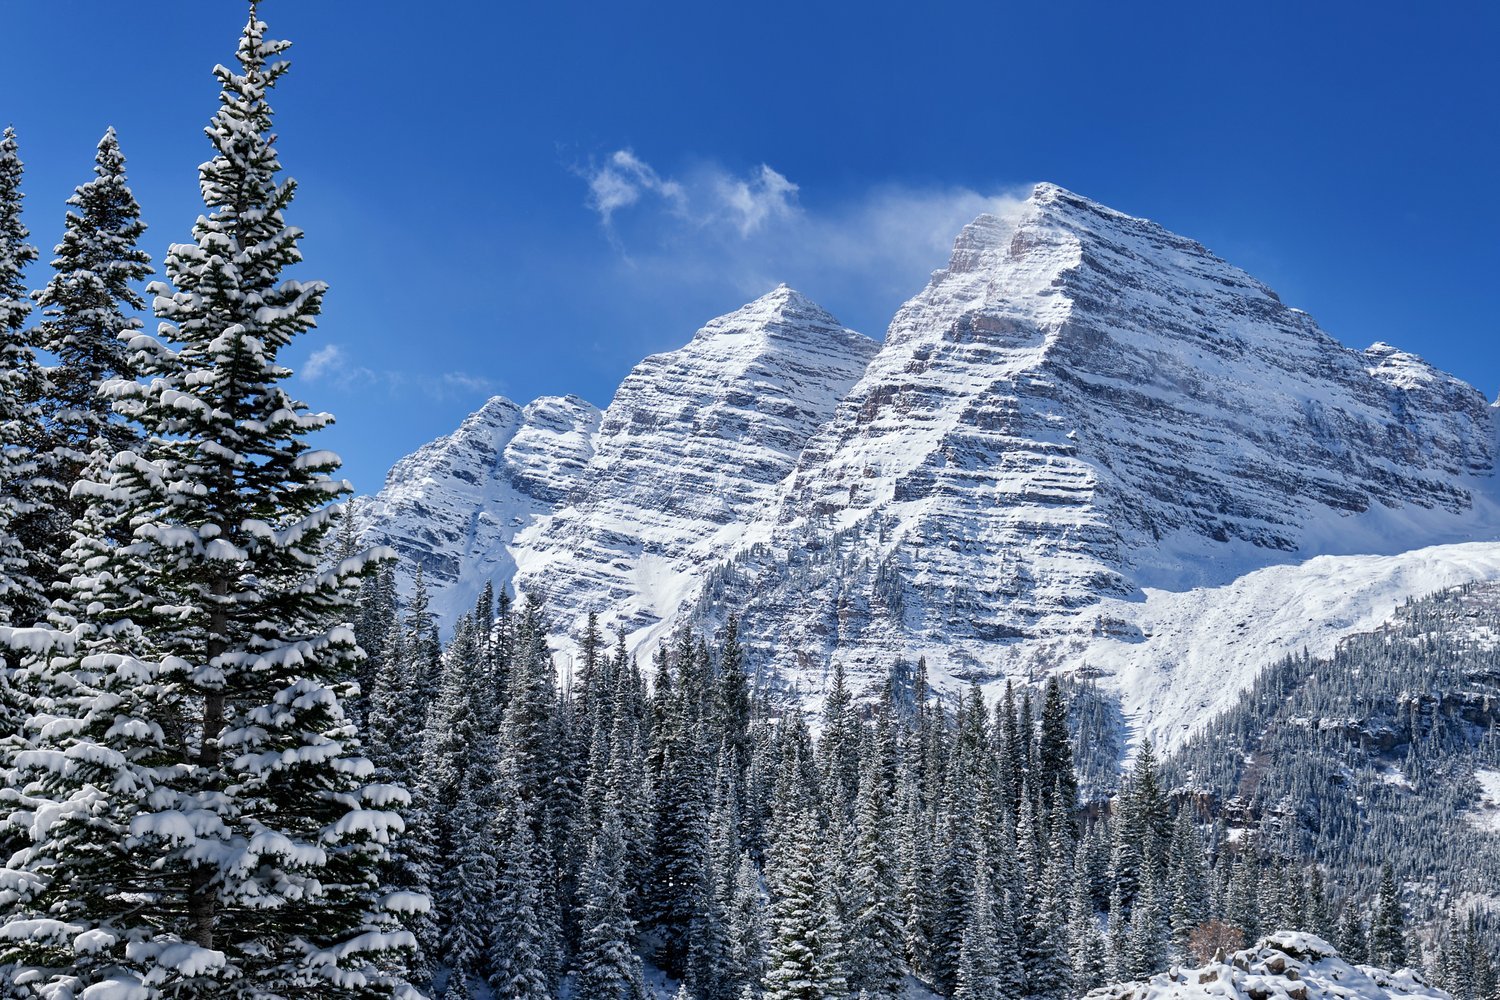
[
  {"x1": 1362, "y1": 341, "x2": 1453, "y2": 390},
  {"x1": 355, "y1": 391, "x2": 601, "y2": 621},
  {"x1": 688, "y1": 282, "x2": 866, "y2": 356},
  {"x1": 683, "y1": 185, "x2": 1500, "y2": 718}
]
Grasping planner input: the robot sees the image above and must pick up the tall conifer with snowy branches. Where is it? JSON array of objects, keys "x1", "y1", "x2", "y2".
[
  {"x1": 25, "y1": 128, "x2": 153, "y2": 601},
  {"x1": 0, "y1": 11, "x2": 421, "y2": 997},
  {"x1": 0, "y1": 127, "x2": 41, "y2": 631}
]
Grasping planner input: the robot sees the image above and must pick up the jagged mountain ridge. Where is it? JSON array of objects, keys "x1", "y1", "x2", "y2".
[
  {"x1": 694, "y1": 184, "x2": 1496, "y2": 674},
  {"x1": 358, "y1": 182, "x2": 1500, "y2": 741}
]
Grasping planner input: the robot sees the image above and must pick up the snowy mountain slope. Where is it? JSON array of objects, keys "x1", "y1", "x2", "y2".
[
  {"x1": 1087, "y1": 933, "x2": 1446, "y2": 1000},
  {"x1": 355, "y1": 393, "x2": 600, "y2": 621},
  {"x1": 1006, "y1": 540, "x2": 1500, "y2": 752},
  {"x1": 679, "y1": 183, "x2": 1500, "y2": 726},
  {"x1": 509, "y1": 284, "x2": 879, "y2": 642}
]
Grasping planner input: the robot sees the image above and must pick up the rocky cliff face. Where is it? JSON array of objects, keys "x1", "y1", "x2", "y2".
[{"x1": 362, "y1": 183, "x2": 1500, "y2": 741}]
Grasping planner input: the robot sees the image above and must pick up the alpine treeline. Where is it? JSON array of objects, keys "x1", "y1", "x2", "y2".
[{"x1": 0, "y1": 10, "x2": 422, "y2": 999}]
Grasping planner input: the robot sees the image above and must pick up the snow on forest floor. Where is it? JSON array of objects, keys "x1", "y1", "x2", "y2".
[{"x1": 1469, "y1": 769, "x2": 1500, "y2": 835}]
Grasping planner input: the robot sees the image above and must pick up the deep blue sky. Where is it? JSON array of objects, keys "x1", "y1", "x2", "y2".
[{"x1": 3, "y1": 1, "x2": 1496, "y2": 492}]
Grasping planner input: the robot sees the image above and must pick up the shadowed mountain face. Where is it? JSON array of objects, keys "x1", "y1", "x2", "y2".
[{"x1": 361, "y1": 183, "x2": 1500, "y2": 738}]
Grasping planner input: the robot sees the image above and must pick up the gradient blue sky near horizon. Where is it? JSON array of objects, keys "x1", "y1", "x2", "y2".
[{"x1": 3, "y1": 1, "x2": 1496, "y2": 492}]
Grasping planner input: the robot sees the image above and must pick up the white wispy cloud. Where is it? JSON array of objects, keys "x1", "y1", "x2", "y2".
[
  {"x1": 713, "y1": 164, "x2": 800, "y2": 236},
  {"x1": 583, "y1": 149, "x2": 801, "y2": 239},
  {"x1": 576, "y1": 149, "x2": 1030, "y2": 327},
  {"x1": 587, "y1": 149, "x2": 688, "y2": 224},
  {"x1": 298, "y1": 343, "x2": 499, "y2": 400},
  {"x1": 303, "y1": 343, "x2": 348, "y2": 381}
]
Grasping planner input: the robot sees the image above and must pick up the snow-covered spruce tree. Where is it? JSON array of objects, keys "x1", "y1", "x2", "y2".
[
  {"x1": 649, "y1": 683, "x2": 714, "y2": 977},
  {"x1": 0, "y1": 126, "x2": 42, "y2": 630},
  {"x1": 1167, "y1": 806, "x2": 1210, "y2": 958},
  {"x1": 25, "y1": 127, "x2": 152, "y2": 599},
  {"x1": 367, "y1": 620, "x2": 437, "y2": 987},
  {"x1": 1035, "y1": 676, "x2": 1078, "y2": 816},
  {"x1": 763, "y1": 807, "x2": 844, "y2": 1000},
  {"x1": 846, "y1": 748, "x2": 904, "y2": 1000},
  {"x1": 727, "y1": 851, "x2": 768, "y2": 997},
  {"x1": 0, "y1": 14, "x2": 421, "y2": 997},
  {"x1": 423, "y1": 612, "x2": 501, "y2": 974},
  {"x1": 1068, "y1": 852, "x2": 1106, "y2": 992},
  {"x1": 1369, "y1": 864, "x2": 1408, "y2": 968},
  {"x1": 488, "y1": 792, "x2": 553, "y2": 1000},
  {"x1": 1127, "y1": 860, "x2": 1170, "y2": 978},
  {"x1": 574, "y1": 799, "x2": 647, "y2": 1000}
]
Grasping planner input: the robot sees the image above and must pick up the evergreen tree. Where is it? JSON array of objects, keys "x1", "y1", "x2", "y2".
[
  {"x1": 25, "y1": 127, "x2": 152, "y2": 601},
  {"x1": 0, "y1": 16, "x2": 418, "y2": 996},
  {"x1": 0, "y1": 126, "x2": 41, "y2": 628},
  {"x1": 727, "y1": 851, "x2": 769, "y2": 998},
  {"x1": 818, "y1": 661, "x2": 860, "y2": 814},
  {"x1": 1036, "y1": 676, "x2": 1078, "y2": 816},
  {"x1": 649, "y1": 689, "x2": 714, "y2": 977},
  {"x1": 350, "y1": 559, "x2": 398, "y2": 721},
  {"x1": 1105, "y1": 882, "x2": 1130, "y2": 982},
  {"x1": 1305, "y1": 867, "x2": 1334, "y2": 942},
  {"x1": 1068, "y1": 853, "x2": 1106, "y2": 993},
  {"x1": 424, "y1": 614, "x2": 502, "y2": 963},
  {"x1": 1167, "y1": 807, "x2": 1210, "y2": 958},
  {"x1": 1128, "y1": 860, "x2": 1170, "y2": 978},
  {"x1": 406, "y1": 565, "x2": 443, "y2": 713},
  {"x1": 1338, "y1": 907, "x2": 1369, "y2": 965},
  {"x1": 1227, "y1": 852, "x2": 1261, "y2": 943},
  {"x1": 575, "y1": 800, "x2": 648, "y2": 1000},
  {"x1": 1032, "y1": 798, "x2": 1077, "y2": 1000},
  {"x1": 1369, "y1": 865, "x2": 1408, "y2": 968},
  {"x1": 490, "y1": 795, "x2": 554, "y2": 1000},
  {"x1": 714, "y1": 615, "x2": 752, "y2": 786},
  {"x1": 953, "y1": 851, "x2": 1003, "y2": 1000},
  {"x1": 441, "y1": 973, "x2": 475, "y2": 1000},
  {"x1": 441, "y1": 778, "x2": 499, "y2": 978},
  {"x1": 846, "y1": 750, "x2": 905, "y2": 1000},
  {"x1": 763, "y1": 808, "x2": 843, "y2": 1000}
]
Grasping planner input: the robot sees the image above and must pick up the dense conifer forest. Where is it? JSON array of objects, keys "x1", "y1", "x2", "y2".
[{"x1": 332, "y1": 567, "x2": 1500, "y2": 1000}]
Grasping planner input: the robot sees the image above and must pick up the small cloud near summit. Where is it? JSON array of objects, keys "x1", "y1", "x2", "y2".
[
  {"x1": 582, "y1": 149, "x2": 798, "y2": 237},
  {"x1": 585, "y1": 150, "x2": 687, "y2": 225}
]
